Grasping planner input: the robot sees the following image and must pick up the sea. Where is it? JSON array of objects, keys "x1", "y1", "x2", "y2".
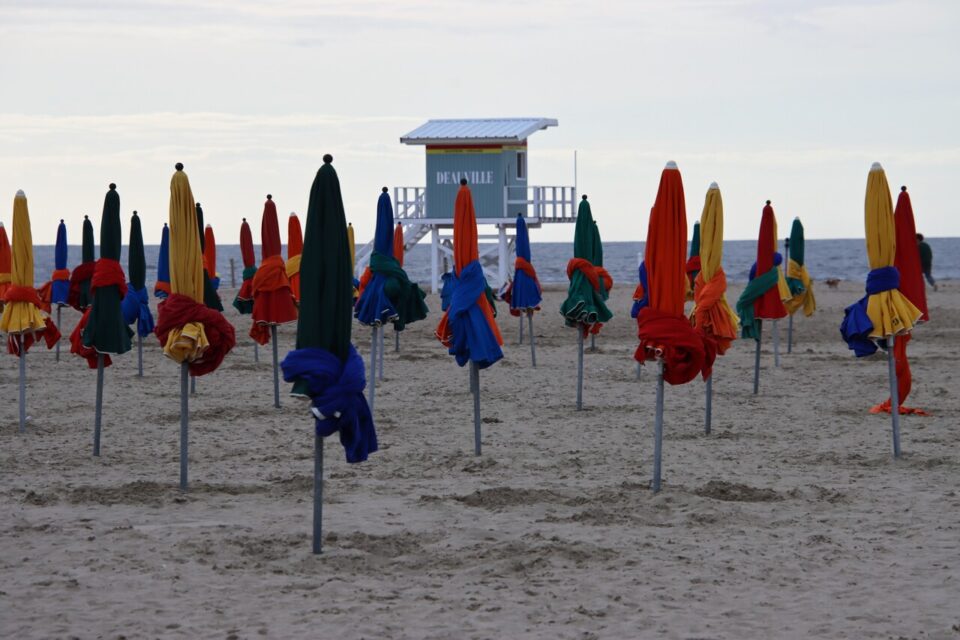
[{"x1": 26, "y1": 238, "x2": 959, "y2": 289}]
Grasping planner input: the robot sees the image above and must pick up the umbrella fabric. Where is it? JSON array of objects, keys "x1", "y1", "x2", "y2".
[
  {"x1": 195, "y1": 204, "x2": 223, "y2": 311},
  {"x1": 0, "y1": 223, "x2": 10, "y2": 308},
  {"x1": 435, "y1": 183, "x2": 503, "y2": 369},
  {"x1": 1, "y1": 191, "x2": 61, "y2": 355},
  {"x1": 502, "y1": 215, "x2": 542, "y2": 315},
  {"x1": 204, "y1": 224, "x2": 220, "y2": 290},
  {"x1": 155, "y1": 223, "x2": 171, "y2": 298},
  {"x1": 841, "y1": 164, "x2": 921, "y2": 357},
  {"x1": 232, "y1": 218, "x2": 257, "y2": 314},
  {"x1": 71, "y1": 184, "x2": 133, "y2": 368},
  {"x1": 281, "y1": 156, "x2": 377, "y2": 463},
  {"x1": 68, "y1": 216, "x2": 96, "y2": 311},
  {"x1": 634, "y1": 162, "x2": 715, "y2": 384},
  {"x1": 36, "y1": 220, "x2": 70, "y2": 312},
  {"x1": 287, "y1": 212, "x2": 303, "y2": 302},
  {"x1": 686, "y1": 221, "x2": 701, "y2": 299},
  {"x1": 560, "y1": 197, "x2": 613, "y2": 335},
  {"x1": 154, "y1": 164, "x2": 235, "y2": 376},
  {"x1": 121, "y1": 211, "x2": 155, "y2": 337},
  {"x1": 348, "y1": 222, "x2": 360, "y2": 297},
  {"x1": 355, "y1": 190, "x2": 428, "y2": 331},
  {"x1": 871, "y1": 186, "x2": 928, "y2": 415},
  {"x1": 736, "y1": 202, "x2": 787, "y2": 340},
  {"x1": 393, "y1": 222, "x2": 405, "y2": 267},
  {"x1": 692, "y1": 183, "x2": 739, "y2": 355},
  {"x1": 784, "y1": 218, "x2": 816, "y2": 317},
  {"x1": 251, "y1": 194, "x2": 297, "y2": 344},
  {"x1": 630, "y1": 261, "x2": 649, "y2": 319}
]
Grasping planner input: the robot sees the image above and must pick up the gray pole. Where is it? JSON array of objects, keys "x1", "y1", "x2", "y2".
[
  {"x1": 137, "y1": 333, "x2": 143, "y2": 377},
  {"x1": 313, "y1": 431, "x2": 323, "y2": 554},
  {"x1": 576, "y1": 328, "x2": 584, "y2": 411},
  {"x1": 636, "y1": 361, "x2": 642, "y2": 381},
  {"x1": 368, "y1": 326, "x2": 377, "y2": 414},
  {"x1": 378, "y1": 324, "x2": 385, "y2": 382},
  {"x1": 254, "y1": 342, "x2": 259, "y2": 363},
  {"x1": 180, "y1": 362, "x2": 189, "y2": 491},
  {"x1": 395, "y1": 329, "x2": 400, "y2": 353},
  {"x1": 773, "y1": 319, "x2": 780, "y2": 368},
  {"x1": 55, "y1": 306, "x2": 61, "y2": 362},
  {"x1": 753, "y1": 320, "x2": 763, "y2": 395},
  {"x1": 787, "y1": 313, "x2": 794, "y2": 354},
  {"x1": 271, "y1": 325, "x2": 280, "y2": 408},
  {"x1": 471, "y1": 361, "x2": 481, "y2": 456},
  {"x1": 527, "y1": 313, "x2": 536, "y2": 368},
  {"x1": 93, "y1": 353, "x2": 104, "y2": 456},
  {"x1": 590, "y1": 333, "x2": 596, "y2": 352},
  {"x1": 705, "y1": 374, "x2": 713, "y2": 435},
  {"x1": 230, "y1": 257, "x2": 236, "y2": 289},
  {"x1": 18, "y1": 336, "x2": 26, "y2": 433},
  {"x1": 652, "y1": 359, "x2": 665, "y2": 493},
  {"x1": 190, "y1": 374, "x2": 196, "y2": 395},
  {"x1": 519, "y1": 314, "x2": 524, "y2": 344},
  {"x1": 887, "y1": 337, "x2": 902, "y2": 458}
]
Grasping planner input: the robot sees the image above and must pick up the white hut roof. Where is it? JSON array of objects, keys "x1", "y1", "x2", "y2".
[{"x1": 400, "y1": 118, "x2": 557, "y2": 145}]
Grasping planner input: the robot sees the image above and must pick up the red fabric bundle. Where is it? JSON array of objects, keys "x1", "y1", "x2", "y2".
[
  {"x1": 356, "y1": 266, "x2": 373, "y2": 299},
  {"x1": 892, "y1": 188, "x2": 928, "y2": 321},
  {"x1": 155, "y1": 293, "x2": 236, "y2": 376},
  {"x1": 754, "y1": 204, "x2": 787, "y2": 320},
  {"x1": 155, "y1": 281, "x2": 172, "y2": 296},
  {"x1": 68, "y1": 261, "x2": 96, "y2": 311},
  {"x1": 566, "y1": 258, "x2": 613, "y2": 294},
  {"x1": 870, "y1": 335, "x2": 929, "y2": 415},
  {"x1": 634, "y1": 307, "x2": 716, "y2": 385},
  {"x1": 692, "y1": 267, "x2": 736, "y2": 355},
  {"x1": 686, "y1": 255, "x2": 701, "y2": 289},
  {"x1": 68, "y1": 259, "x2": 128, "y2": 368},
  {"x1": 91, "y1": 258, "x2": 127, "y2": 297},
  {"x1": 3, "y1": 285, "x2": 61, "y2": 355},
  {"x1": 70, "y1": 309, "x2": 108, "y2": 368},
  {"x1": 250, "y1": 254, "x2": 297, "y2": 344},
  {"x1": 503, "y1": 256, "x2": 542, "y2": 315}
]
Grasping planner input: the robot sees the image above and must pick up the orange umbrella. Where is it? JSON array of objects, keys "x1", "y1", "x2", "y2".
[
  {"x1": 287, "y1": 212, "x2": 303, "y2": 302},
  {"x1": 393, "y1": 222, "x2": 405, "y2": 268}
]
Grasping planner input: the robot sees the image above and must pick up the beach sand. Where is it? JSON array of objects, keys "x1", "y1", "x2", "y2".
[{"x1": 2, "y1": 281, "x2": 958, "y2": 639}]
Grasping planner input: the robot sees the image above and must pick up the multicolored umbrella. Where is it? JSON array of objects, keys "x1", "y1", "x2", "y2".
[
  {"x1": 841, "y1": 164, "x2": 922, "y2": 457},
  {"x1": 435, "y1": 180, "x2": 503, "y2": 455},
  {"x1": 121, "y1": 211, "x2": 155, "y2": 377},
  {"x1": 68, "y1": 215, "x2": 96, "y2": 311},
  {"x1": 281, "y1": 154, "x2": 377, "y2": 554},
  {"x1": 287, "y1": 212, "x2": 303, "y2": 302},
  {"x1": 154, "y1": 163, "x2": 236, "y2": 489},
  {"x1": 784, "y1": 217, "x2": 816, "y2": 355},
  {"x1": 232, "y1": 218, "x2": 257, "y2": 315},
  {"x1": 203, "y1": 223, "x2": 220, "y2": 290},
  {"x1": 70, "y1": 184, "x2": 133, "y2": 456},
  {"x1": 155, "y1": 223, "x2": 171, "y2": 299},
  {"x1": 736, "y1": 201, "x2": 788, "y2": 393},
  {"x1": 560, "y1": 196, "x2": 613, "y2": 410},
  {"x1": 0, "y1": 222, "x2": 10, "y2": 308},
  {"x1": 1, "y1": 190, "x2": 62, "y2": 432},
  {"x1": 635, "y1": 162, "x2": 715, "y2": 491},
  {"x1": 870, "y1": 185, "x2": 928, "y2": 416},
  {"x1": 691, "y1": 182, "x2": 739, "y2": 433},
  {"x1": 501, "y1": 214, "x2": 542, "y2": 366},
  {"x1": 251, "y1": 194, "x2": 298, "y2": 408},
  {"x1": 686, "y1": 221, "x2": 701, "y2": 299},
  {"x1": 195, "y1": 204, "x2": 222, "y2": 311}
]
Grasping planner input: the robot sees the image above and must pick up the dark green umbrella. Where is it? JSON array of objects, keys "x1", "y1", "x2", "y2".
[
  {"x1": 69, "y1": 215, "x2": 96, "y2": 311},
  {"x1": 281, "y1": 155, "x2": 377, "y2": 554},
  {"x1": 560, "y1": 196, "x2": 612, "y2": 409},
  {"x1": 196, "y1": 203, "x2": 223, "y2": 312},
  {"x1": 82, "y1": 183, "x2": 133, "y2": 456},
  {"x1": 121, "y1": 211, "x2": 155, "y2": 376}
]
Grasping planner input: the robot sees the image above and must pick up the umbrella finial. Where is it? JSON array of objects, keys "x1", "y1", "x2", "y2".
[
  {"x1": 60, "y1": 218, "x2": 64, "y2": 223},
  {"x1": 665, "y1": 160, "x2": 678, "y2": 169},
  {"x1": 266, "y1": 194, "x2": 272, "y2": 201},
  {"x1": 460, "y1": 178, "x2": 468, "y2": 186},
  {"x1": 290, "y1": 211, "x2": 296, "y2": 217},
  {"x1": 708, "y1": 181, "x2": 719, "y2": 190},
  {"x1": 133, "y1": 210, "x2": 138, "y2": 216},
  {"x1": 242, "y1": 217, "x2": 247, "y2": 222},
  {"x1": 175, "y1": 162, "x2": 183, "y2": 171},
  {"x1": 323, "y1": 154, "x2": 333, "y2": 164},
  {"x1": 581, "y1": 194, "x2": 588, "y2": 200},
  {"x1": 901, "y1": 185, "x2": 907, "y2": 192},
  {"x1": 870, "y1": 162, "x2": 883, "y2": 171},
  {"x1": 205, "y1": 223, "x2": 212, "y2": 229},
  {"x1": 109, "y1": 183, "x2": 116, "y2": 191},
  {"x1": 766, "y1": 200, "x2": 771, "y2": 205},
  {"x1": 15, "y1": 189, "x2": 25, "y2": 197},
  {"x1": 84, "y1": 214, "x2": 89, "y2": 220},
  {"x1": 163, "y1": 222, "x2": 168, "y2": 227},
  {"x1": 381, "y1": 186, "x2": 388, "y2": 193}
]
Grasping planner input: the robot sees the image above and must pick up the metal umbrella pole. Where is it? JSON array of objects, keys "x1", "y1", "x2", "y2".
[
  {"x1": 753, "y1": 320, "x2": 763, "y2": 395},
  {"x1": 254, "y1": 342, "x2": 259, "y2": 363},
  {"x1": 368, "y1": 326, "x2": 377, "y2": 414},
  {"x1": 773, "y1": 319, "x2": 780, "y2": 368},
  {"x1": 93, "y1": 353, "x2": 105, "y2": 456},
  {"x1": 576, "y1": 327, "x2": 584, "y2": 410},
  {"x1": 886, "y1": 337, "x2": 902, "y2": 458},
  {"x1": 394, "y1": 328, "x2": 400, "y2": 353},
  {"x1": 271, "y1": 325, "x2": 281, "y2": 408},
  {"x1": 787, "y1": 313, "x2": 794, "y2": 354},
  {"x1": 378, "y1": 324, "x2": 385, "y2": 381},
  {"x1": 527, "y1": 312, "x2": 536, "y2": 368},
  {"x1": 190, "y1": 374, "x2": 196, "y2": 395},
  {"x1": 313, "y1": 430, "x2": 324, "y2": 554},
  {"x1": 705, "y1": 374, "x2": 713, "y2": 435},
  {"x1": 652, "y1": 358, "x2": 665, "y2": 493},
  {"x1": 18, "y1": 336, "x2": 26, "y2": 433},
  {"x1": 518, "y1": 314, "x2": 524, "y2": 345},
  {"x1": 55, "y1": 306, "x2": 62, "y2": 362},
  {"x1": 180, "y1": 362, "x2": 189, "y2": 491},
  {"x1": 471, "y1": 361, "x2": 482, "y2": 456}
]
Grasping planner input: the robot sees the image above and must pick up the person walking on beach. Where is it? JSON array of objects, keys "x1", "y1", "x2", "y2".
[{"x1": 917, "y1": 233, "x2": 937, "y2": 291}]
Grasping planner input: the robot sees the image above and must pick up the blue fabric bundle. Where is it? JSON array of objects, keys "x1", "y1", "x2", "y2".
[
  {"x1": 121, "y1": 286, "x2": 156, "y2": 337},
  {"x1": 155, "y1": 223, "x2": 170, "y2": 299},
  {"x1": 630, "y1": 261, "x2": 649, "y2": 319},
  {"x1": 840, "y1": 266, "x2": 900, "y2": 357},
  {"x1": 444, "y1": 260, "x2": 503, "y2": 369},
  {"x1": 51, "y1": 220, "x2": 70, "y2": 305},
  {"x1": 748, "y1": 252, "x2": 782, "y2": 281},
  {"x1": 281, "y1": 345, "x2": 378, "y2": 463},
  {"x1": 354, "y1": 191, "x2": 398, "y2": 326},
  {"x1": 509, "y1": 216, "x2": 542, "y2": 312}
]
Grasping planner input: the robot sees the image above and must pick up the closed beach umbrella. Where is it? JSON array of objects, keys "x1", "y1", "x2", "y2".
[
  {"x1": 232, "y1": 218, "x2": 257, "y2": 315},
  {"x1": 783, "y1": 217, "x2": 816, "y2": 353},
  {"x1": 36, "y1": 219, "x2": 71, "y2": 314},
  {"x1": 686, "y1": 221, "x2": 701, "y2": 298},
  {"x1": 435, "y1": 180, "x2": 503, "y2": 455},
  {"x1": 195, "y1": 204, "x2": 222, "y2": 311},
  {"x1": 635, "y1": 162, "x2": 715, "y2": 491},
  {"x1": 280, "y1": 154, "x2": 378, "y2": 554},
  {"x1": 502, "y1": 214, "x2": 541, "y2": 366},
  {"x1": 70, "y1": 184, "x2": 133, "y2": 456},
  {"x1": 154, "y1": 163, "x2": 236, "y2": 489},
  {"x1": 393, "y1": 222, "x2": 405, "y2": 267},
  {"x1": 0, "y1": 222, "x2": 10, "y2": 307},
  {"x1": 121, "y1": 211, "x2": 155, "y2": 377},
  {"x1": 560, "y1": 196, "x2": 613, "y2": 410},
  {"x1": 691, "y1": 182, "x2": 739, "y2": 433},
  {"x1": 252, "y1": 194, "x2": 298, "y2": 407},
  {"x1": 736, "y1": 201, "x2": 787, "y2": 392},
  {"x1": 871, "y1": 185, "x2": 928, "y2": 416},
  {"x1": 840, "y1": 163, "x2": 922, "y2": 457},
  {"x1": 155, "y1": 223, "x2": 171, "y2": 299},
  {"x1": 287, "y1": 212, "x2": 303, "y2": 302},
  {"x1": 203, "y1": 223, "x2": 220, "y2": 290},
  {"x1": 69, "y1": 215, "x2": 96, "y2": 311},
  {"x1": 1, "y1": 190, "x2": 62, "y2": 432},
  {"x1": 348, "y1": 222, "x2": 358, "y2": 298}
]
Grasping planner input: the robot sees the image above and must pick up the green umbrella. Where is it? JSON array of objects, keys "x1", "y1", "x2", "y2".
[
  {"x1": 560, "y1": 196, "x2": 612, "y2": 409},
  {"x1": 195, "y1": 203, "x2": 223, "y2": 312},
  {"x1": 123, "y1": 211, "x2": 155, "y2": 376},
  {"x1": 74, "y1": 215, "x2": 96, "y2": 310},
  {"x1": 281, "y1": 155, "x2": 377, "y2": 554},
  {"x1": 82, "y1": 183, "x2": 133, "y2": 456}
]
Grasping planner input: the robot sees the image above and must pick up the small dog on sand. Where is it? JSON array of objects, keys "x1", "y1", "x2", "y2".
[{"x1": 825, "y1": 278, "x2": 840, "y2": 289}]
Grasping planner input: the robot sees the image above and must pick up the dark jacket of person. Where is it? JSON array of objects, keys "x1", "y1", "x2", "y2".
[{"x1": 918, "y1": 240, "x2": 933, "y2": 272}]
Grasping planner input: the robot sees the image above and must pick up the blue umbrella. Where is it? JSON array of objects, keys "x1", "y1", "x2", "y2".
[
  {"x1": 52, "y1": 219, "x2": 70, "y2": 361},
  {"x1": 155, "y1": 223, "x2": 170, "y2": 299},
  {"x1": 507, "y1": 214, "x2": 541, "y2": 366}
]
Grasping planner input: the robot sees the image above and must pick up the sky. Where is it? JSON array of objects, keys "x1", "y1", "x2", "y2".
[{"x1": 1, "y1": 0, "x2": 958, "y2": 245}]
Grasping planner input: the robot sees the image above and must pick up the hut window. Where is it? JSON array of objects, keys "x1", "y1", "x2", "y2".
[{"x1": 517, "y1": 151, "x2": 526, "y2": 180}]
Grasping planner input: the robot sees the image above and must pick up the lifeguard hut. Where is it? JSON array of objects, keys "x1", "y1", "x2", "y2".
[{"x1": 355, "y1": 118, "x2": 577, "y2": 293}]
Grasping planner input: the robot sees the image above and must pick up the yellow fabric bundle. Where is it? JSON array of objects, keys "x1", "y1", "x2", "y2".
[
  {"x1": 785, "y1": 258, "x2": 816, "y2": 316},
  {"x1": 285, "y1": 253, "x2": 302, "y2": 279},
  {"x1": 694, "y1": 184, "x2": 739, "y2": 334},
  {"x1": 0, "y1": 191, "x2": 47, "y2": 334}
]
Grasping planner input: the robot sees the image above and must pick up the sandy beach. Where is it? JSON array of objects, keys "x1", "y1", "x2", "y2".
[{"x1": 2, "y1": 281, "x2": 958, "y2": 639}]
